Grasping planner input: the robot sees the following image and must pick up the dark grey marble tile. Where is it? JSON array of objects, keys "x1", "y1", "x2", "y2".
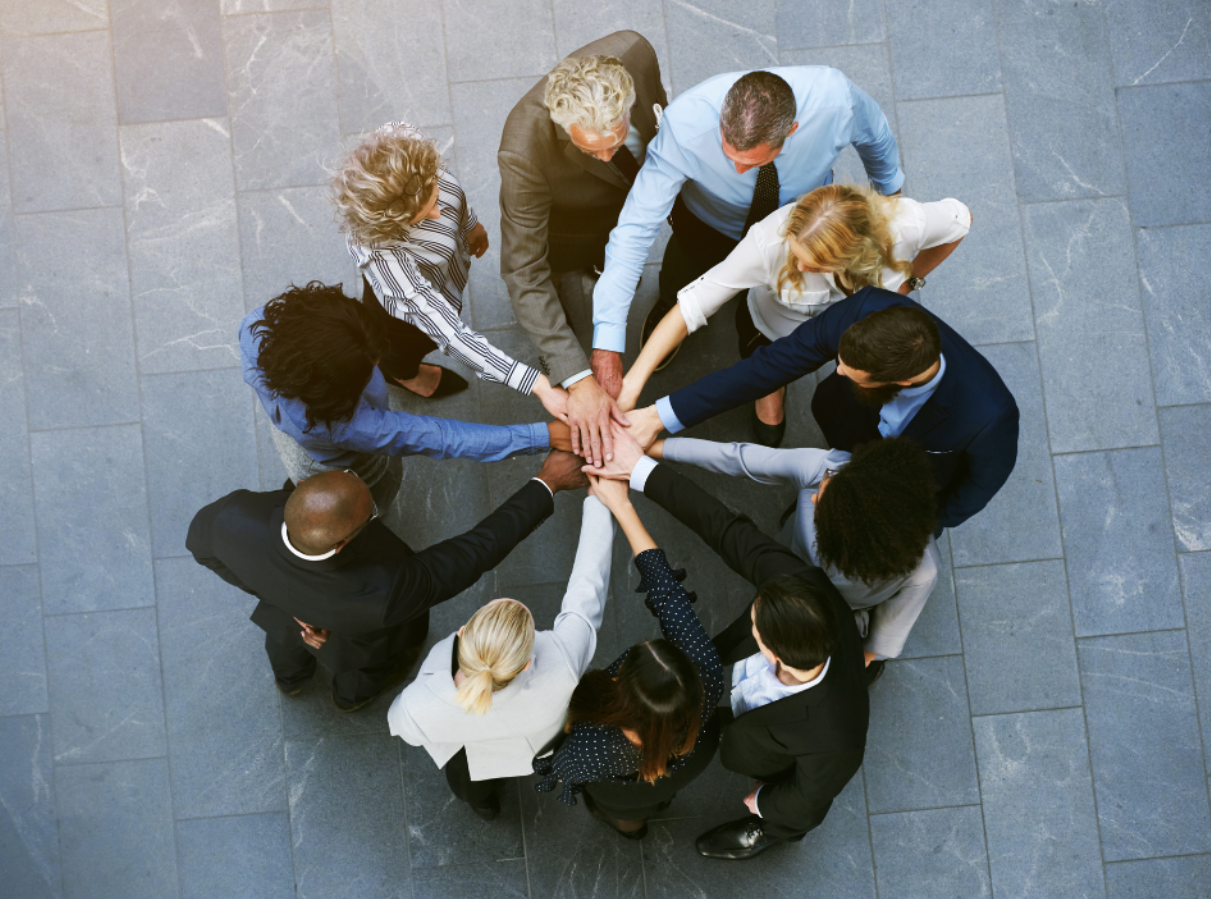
[
  {"x1": 950, "y1": 343, "x2": 1062, "y2": 566},
  {"x1": 412, "y1": 860, "x2": 528, "y2": 899},
  {"x1": 974, "y1": 708, "x2": 1105, "y2": 899},
  {"x1": 1080, "y1": 630, "x2": 1211, "y2": 861},
  {"x1": 44, "y1": 608, "x2": 167, "y2": 766},
  {"x1": 995, "y1": 0, "x2": 1125, "y2": 202},
  {"x1": 0, "y1": 309, "x2": 37, "y2": 566},
  {"x1": 222, "y1": 0, "x2": 327, "y2": 11},
  {"x1": 223, "y1": 10, "x2": 341, "y2": 191},
  {"x1": 1, "y1": 32, "x2": 121, "y2": 212},
  {"x1": 887, "y1": 0, "x2": 1000, "y2": 99},
  {"x1": 332, "y1": 0, "x2": 450, "y2": 134},
  {"x1": 112, "y1": 0, "x2": 227, "y2": 124},
  {"x1": 897, "y1": 95, "x2": 1035, "y2": 346},
  {"x1": 1106, "y1": 854, "x2": 1211, "y2": 899},
  {"x1": 55, "y1": 758, "x2": 179, "y2": 899},
  {"x1": 285, "y1": 735, "x2": 411, "y2": 899},
  {"x1": 664, "y1": 0, "x2": 778, "y2": 96},
  {"x1": 870, "y1": 805, "x2": 991, "y2": 899},
  {"x1": 1181, "y1": 552, "x2": 1211, "y2": 775},
  {"x1": 1024, "y1": 198, "x2": 1158, "y2": 453},
  {"x1": 0, "y1": 132, "x2": 16, "y2": 309},
  {"x1": 899, "y1": 534, "x2": 963, "y2": 659},
  {"x1": 141, "y1": 368, "x2": 259, "y2": 558},
  {"x1": 552, "y1": 0, "x2": 672, "y2": 90},
  {"x1": 15, "y1": 209, "x2": 140, "y2": 431},
  {"x1": 31, "y1": 425, "x2": 155, "y2": 615},
  {"x1": 442, "y1": 0, "x2": 555, "y2": 82},
  {"x1": 776, "y1": 0, "x2": 884, "y2": 50},
  {"x1": 0, "y1": 715, "x2": 61, "y2": 899},
  {"x1": 1118, "y1": 82, "x2": 1211, "y2": 228},
  {"x1": 956, "y1": 560, "x2": 1081, "y2": 715},
  {"x1": 1105, "y1": 0, "x2": 1211, "y2": 87},
  {"x1": 0, "y1": 0, "x2": 106, "y2": 35},
  {"x1": 176, "y1": 813, "x2": 295, "y2": 899},
  {"x1": 377, "y1": 446, "x2": 492, "y2": 543},
  {"x1": 1137, "y1": 225, "x2": 1211, "y2": 407},
  {"x1": 156, "y1": 557, "x2": 286, "y2": 819},
  {"x1": 1160, "y1": 403, "x2": 1211, "y2": 553},
  {"x1": 0, "y1": 565, "x2": 47, "y2": 716},
  {"x1": 863, "y1": 655, "x2": 980, "y2": 812},
  {"x1": 279, "y1": 662, "x2": 395, "y2": 739},
  {"x1": 1054, "y1": 447, "x2": 1183, "y2": 637},
  {"x1": 121, "y1": 119, "x2": 245, "y2": 374}
]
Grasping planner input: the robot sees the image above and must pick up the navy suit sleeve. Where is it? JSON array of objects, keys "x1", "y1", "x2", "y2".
[
  {"x1": 938, "y1": 398, "x2": 1019, "y2": 529},
  {"x1": 186, "y1": 493, "x2": 257, "y2": 596}
]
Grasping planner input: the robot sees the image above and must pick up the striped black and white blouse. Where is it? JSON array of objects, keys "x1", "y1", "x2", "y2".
[{"x1": 348, "y1": 122, "x2": 540, "y2": 394}]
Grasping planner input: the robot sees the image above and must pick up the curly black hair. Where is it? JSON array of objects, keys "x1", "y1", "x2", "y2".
[
  {"x1": 253, "y1": 282, "x2": 386, "y2": 432},
  {"x1": 813, "y1": 437, "x2": 937, "y2": 585}
]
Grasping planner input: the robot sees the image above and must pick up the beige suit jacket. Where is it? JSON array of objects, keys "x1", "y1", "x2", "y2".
[{"x1": 498, "y1": 30, "x2": 667, "y2": 385}]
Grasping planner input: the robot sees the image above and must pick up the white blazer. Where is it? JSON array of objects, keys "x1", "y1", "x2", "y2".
[{"x1": 387, "y1": 496, "x2": 615, "y2": 781}]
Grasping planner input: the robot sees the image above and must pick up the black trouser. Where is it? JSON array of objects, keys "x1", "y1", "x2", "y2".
[
  {"x1": 443, "y1": 747, "x2": 507, "y2": 809},
  {"x1": 362, "y1": 275, "x2": 439, "y2": 383}
]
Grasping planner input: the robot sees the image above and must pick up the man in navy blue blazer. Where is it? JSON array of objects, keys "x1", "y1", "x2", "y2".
[{"x1": 623, "y1": 288, "x2": 1018, "y2": 530}]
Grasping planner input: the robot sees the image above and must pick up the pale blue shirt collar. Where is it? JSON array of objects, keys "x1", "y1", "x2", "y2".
[
  {"x1": 877, "y1": 353, "x2": 947, "y2": 438},
  {"x1": 730, "y1": 652, "x2": 831, "y2": 717}
]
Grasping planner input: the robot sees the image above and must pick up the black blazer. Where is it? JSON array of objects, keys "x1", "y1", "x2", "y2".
[
  {"x1": 186, "y1": 481, "x2": 554, "y2": 673},
  {"x1": 644, "y1": 463, "x2": 868, "y2": 840},
  {"x1": 664, "y1": 288, "x2": 1019, "y2": 529}
]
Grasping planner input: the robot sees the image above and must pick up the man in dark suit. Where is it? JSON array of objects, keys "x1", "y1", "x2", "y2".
[
  {"x1": 623, "y1": 287, "x2": 1019, "y2": 529},
  {"x1": 185, "y1": 452, "x2": 585, "y2": 711},
  {"x1": 498, "y1": 30, "x2": 667, "y2": 468}
]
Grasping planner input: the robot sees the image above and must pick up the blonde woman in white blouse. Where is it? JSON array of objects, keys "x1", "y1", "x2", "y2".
[{"x1": 620, "y1": 184, "x2": 971, "y2": 445}]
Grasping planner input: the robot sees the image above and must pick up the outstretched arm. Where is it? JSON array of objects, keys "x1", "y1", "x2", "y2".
[
  {"x1": 936, "y1": 402, "x2": 1019, "y2": 529},
  {"x1": 550, "y1": 495, "x2": 617, "y2": 675}
]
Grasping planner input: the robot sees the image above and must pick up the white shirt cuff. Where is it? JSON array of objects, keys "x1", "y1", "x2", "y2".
[
  {"x1": 655, "y1": 396, "x2": 685, "y2": 433},
  {"x1": 560, "y1": 369, "x2": 593, "y2": 389},
  {"x1": 530, "y1": 477, "x2": 554, "y2": 498},
  {"x1": 753, "y1": 785, "x2": 764, "y2": 818},
  {"x1": 629, "y1": 456, "x2": 659, "y2": 493}
]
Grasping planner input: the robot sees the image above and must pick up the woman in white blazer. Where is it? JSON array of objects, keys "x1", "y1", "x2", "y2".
[{"x1": 387, "y1": 494, "x2": 615, "y2": 818}]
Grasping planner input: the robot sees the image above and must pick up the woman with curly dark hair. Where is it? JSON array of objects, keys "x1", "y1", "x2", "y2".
[{"x1": 647, "y1": 435, "x2": 938, "y2": 686}]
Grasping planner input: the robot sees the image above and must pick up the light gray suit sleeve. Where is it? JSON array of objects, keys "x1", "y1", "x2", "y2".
[
  {"x1": 550, "y1": 495, "x2": 616, "y2": 675},
  {"x1": 663, "y1": 438, "x2": 850, "y2": 490},
  {"x1": 864, "y1": 539, "x2": 941, "y2": 659}
]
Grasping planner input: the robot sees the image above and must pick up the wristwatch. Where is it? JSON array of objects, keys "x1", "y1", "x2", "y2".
[{"x1": 906, "y1": 275, "x2": 926, "y2": 291}]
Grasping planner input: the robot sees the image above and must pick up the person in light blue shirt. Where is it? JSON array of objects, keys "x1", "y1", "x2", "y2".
[{"x1": 241, "y1": 283, "x2": 563, "y2": 510}]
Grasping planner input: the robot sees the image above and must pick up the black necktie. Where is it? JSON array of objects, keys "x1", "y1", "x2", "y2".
[
  {"x1": 742, "y1": 163, "x2": 780, "y2": 238},
  {"x1": 611, "y1": 144, "x2": 639, "y2": 184}
]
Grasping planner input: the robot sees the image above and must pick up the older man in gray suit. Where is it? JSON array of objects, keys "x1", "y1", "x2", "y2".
[{"x1": 498, "y1": 30, "x2": 667, "y2": 470}]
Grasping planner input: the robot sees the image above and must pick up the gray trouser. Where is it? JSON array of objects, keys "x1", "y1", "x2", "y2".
[{"x1": 268, "y1": 425, "x2": 403, "y2": 511}]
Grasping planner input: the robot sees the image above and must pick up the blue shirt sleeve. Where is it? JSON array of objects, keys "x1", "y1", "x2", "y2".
[
  {"x1": 330, "y1": 406, "x2": 550, "y2": 463},
  {"x1": 844, "y1": 76, "x2": 905, "y2": 195}
]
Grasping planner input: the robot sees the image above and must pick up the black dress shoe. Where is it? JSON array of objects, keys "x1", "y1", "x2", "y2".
[
  {"x1": 696, "y1": 817, "x2": 783, "y2": 860},
  {"x1": 641, "y1": 301, "x2": 681, "y2": 372},
  {"x1": 750, "y1": 405, "x2": 786, "y2": 448},
  {"x1": 468, "y1": 795, "x2": 501, "y2": 821},
  {"x1": 865, "y1": 659, "x2": 885, "y2": 688},
  {"x1": 275, "y1": 678, "x2": 305, "y2": 697}
]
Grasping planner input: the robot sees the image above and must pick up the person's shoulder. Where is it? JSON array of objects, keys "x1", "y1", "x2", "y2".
[{"x1": 499, "y1": 79, "x2": 556, "y2": 158}]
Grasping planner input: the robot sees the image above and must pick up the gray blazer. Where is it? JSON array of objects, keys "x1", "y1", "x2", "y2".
[
  {"x1": 387, "y1": 497, "x2": 615, "y2": 780},
  {"x1": 498, "y1": 30, "x2": 667, "y2": 385}
]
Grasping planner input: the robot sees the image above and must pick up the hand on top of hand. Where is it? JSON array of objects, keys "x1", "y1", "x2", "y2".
[
  {"x1": 581, "y1": 419, "x2": 646, "y2": 480},
  {"x1": 590, "y1": 349, "x2": 624, "y2": 400},
  {"x1": 587, "y1": 473, "x2": 631, "y2": 513},
  {"x1": 566, "y1": 375, "x2": 629, "y2": 469},
  {"x1": 536, "y1": 449, "x2": 589, "y2": 493}
]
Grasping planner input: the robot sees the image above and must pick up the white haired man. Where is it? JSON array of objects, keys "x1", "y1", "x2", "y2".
[{"x1": 498, "y1": 31, "x2": 667, "y2": 469}]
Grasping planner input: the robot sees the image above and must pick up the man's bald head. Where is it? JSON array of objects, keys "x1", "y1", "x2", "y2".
[{"x1": 284, "y1": 471, "x2": 374, "y2": 555}]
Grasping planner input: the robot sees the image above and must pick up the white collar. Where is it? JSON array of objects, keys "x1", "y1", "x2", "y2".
[
  {"x1": 900, "y1": 353, "x2": 947, "y2": 397},
  {"x1": 281, "y1": 522, "x2": 337, "y2": 561}
]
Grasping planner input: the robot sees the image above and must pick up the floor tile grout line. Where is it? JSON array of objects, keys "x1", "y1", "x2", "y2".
[
  {"x1": 220, "y1": 6, "x2": 330, "y2": 22},
  {"x1": 1115, "y1": 75, "x2": 1211, "y2": 91},
  {"x1": 970, "y1": 705, "x2": 1085, "y2": 721},
  {"x1": 1075, "y1": 626, "x2": 1187, "y2": 642},
  {"x1": 173, "y1": 806, "x2": 289, "y2": 824},
  {"x1": 13, "y1": 203, "x2": 125, "y2": 218},
  {"x1": 952, "y1": 556, "x2": 1064, "y2": 570},
  {"x1": 780, "y1": 40, "x2": 889, "y2": 54},
  {"x1": 1050, "y1": 443, "x2": 1162, "y2": 458},
  {"x1": 1017, "y1": 193, "x2": 1128, "y2": 208},
  {"x1": 868, "y1": 801, "x2": 985, "y2": 818},
  {"x1": 1105, "y1": 848, "x2": 1211, "y2": 867},
  {"x1": 1158, "y1": 399, "x2": 1211, "y2": 410},
  {"x1": 896, "y1": 89, "x2": 1006, "y2": 105},
  {"x1": 54, "y1": 752, "x2": 169, "y2": 770}
]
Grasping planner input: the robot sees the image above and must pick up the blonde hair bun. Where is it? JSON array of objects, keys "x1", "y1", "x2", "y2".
[{"x1": 454, "y1": 599, "x2": 535, "y2": 715}]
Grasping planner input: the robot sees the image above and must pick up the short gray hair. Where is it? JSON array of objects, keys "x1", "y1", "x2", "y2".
[
  {"x1": 720, "y1": 71, "x2": 797, "y2": 151},
  {"x1": 544, "y1": 55, "x2": 636, "y2": 136}
]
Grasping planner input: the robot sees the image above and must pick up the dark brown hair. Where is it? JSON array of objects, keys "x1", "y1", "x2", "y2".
[
  {"x1": 752, "y1": 574, "x2": 839, "y2": 671},
  {"x1": 720, "y1": 71, "x2": 797, "y2": 151},
  {"x1": 565, "y1": 639, "x2": 704, "y2": 782},
  {"x1": 837, "y1": 305, "x2": 942, "y2": 382}
]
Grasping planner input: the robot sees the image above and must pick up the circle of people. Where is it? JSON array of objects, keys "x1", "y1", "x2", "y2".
[{"x1": 188, "y1": 31, "x2": 1018, "y2": 861}]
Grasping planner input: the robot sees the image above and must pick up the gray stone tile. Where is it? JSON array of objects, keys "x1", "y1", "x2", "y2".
[
  {"x1": 0, "y1": 0, "x2": 106, "y2": 35},
  {"x1": 112, "y1": 0, "x2": 227, "y2": 124},
  {"x1": 286, "y1": 735, "x2": 411, "y2": 899},
  {"x1": 897, "y1": 95, "x2": 1035, "y2": 346},
  {"x1": 31, "y1": 425, "x2": 155, "y2": 615},
  {"x1": 236, "y1": 185, "x2": 358, "y2": 313},
  {"x1": 156, "y1": 557, "x2": 287, "y2": 819},
  {"x1": 401, "y1": 742, "x2": 524, "y2": 868},
  {"x1": 1118, "y1": 82, "x2": 1211, "y2": 228},
  {"x1": 44, "y1": 608, "x2": 167, "y2": 766},
  {"x1": 1054, "y1": 448, "x2": 1183, "y2": 637},
  {"x1": 974, "y1": 708, "x2": 1105, "y2": 899},
  {"x1": 665, "y1": 0, "x2": 779, "y2": 96},
  {"x1": 412, "y1": 860, "x2": 528, "y2": 899},
  {"x1": 121, "y1": 119, "x2": 245, "y2": 374},
  {"x1": 55, "y1": 758, "x2": 179, "y2": 899},
  {"x1": 899, "y1": 533, "x2": 963, "y2": 659},
  {"x1": 1079, "y1": 630, "x2": 1211, "y2": 860},
  {"x1": 442, "y1": 0, "x2": 555, "y2": 82},
  {"x1": 0, "y1": 715, "x2": 61, "y2": 899},
  {"x1": 176, "y1": 813, "x2": 295, "y2": 899},
  {"x1": 223, "y1": 10, "x2": 342, "y2": 191},
  {"x1": 1024, "y1": 198, "x2": 1158, "y2": 453},
  {"x1": 956, "y1": 560, "x2": 1081, "y2": 715},
  {"x1": 1161, "y1": 404, "x2": 1211, "y2": 553},
  {"x1": 886, "y1": 0, "x2": 1000, "y2": 100},
  {"x1": 141, "y1": 369, "x2": 259, "y2": 558},
  {"x1": 776, "y1": 0, "x2": 885, "y2": 50},
  {"x1": 863, "y1": 655, "x2": 980, "y2": 812},
  {"x1": 1137, "y1": 225, "x2": 1211, "y2": 407},
  {"x1": 279, "y1": 662, "x2": 395, "y2": 738},
  {"x1": 870, "y1": 805, "x2": 991, "y2": 899},
  {"x1": 374, "y1": 434, "x2": 490, "y2": 537},
  {"x1": 0, "y1": 566, "x2": 47, "y2": 716},
  {"x1": 1105, "y1": 0, "x2": 1211, "y2": 87},
  {"x1": 0, "y1": 132, "x2": 16, "y2": 309},
  {"x1": 1106, "y1": 854, "x2": 1211, "y2": 899},
  {"x1": 1182, "y1": 552, "x2": 1211, "y2": 775},
  {"x1": 552, "y1": 0, "x2": 672, "y2": 91},
  {"x1": 332, "y1": 0, "x2": 450, "y2": 134},
  {"x1": 15, "y1": 209, "x2": 140, "y2": 431},
  {"x1": 950, "y1": 343, "x2": 1062, "y2": 565},
  {"x1": 1, "y1": 32, "x2": 121, "y2": 212},
  {"x1": 0, "y1": 309, "x2": 37, "y2": 566},
  {"x1": 223, "y1": 0, "x2": 327, "y2": 11},
  {"x1": 995, "y1": 0, "x2": 1125, "y2": 202}
]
